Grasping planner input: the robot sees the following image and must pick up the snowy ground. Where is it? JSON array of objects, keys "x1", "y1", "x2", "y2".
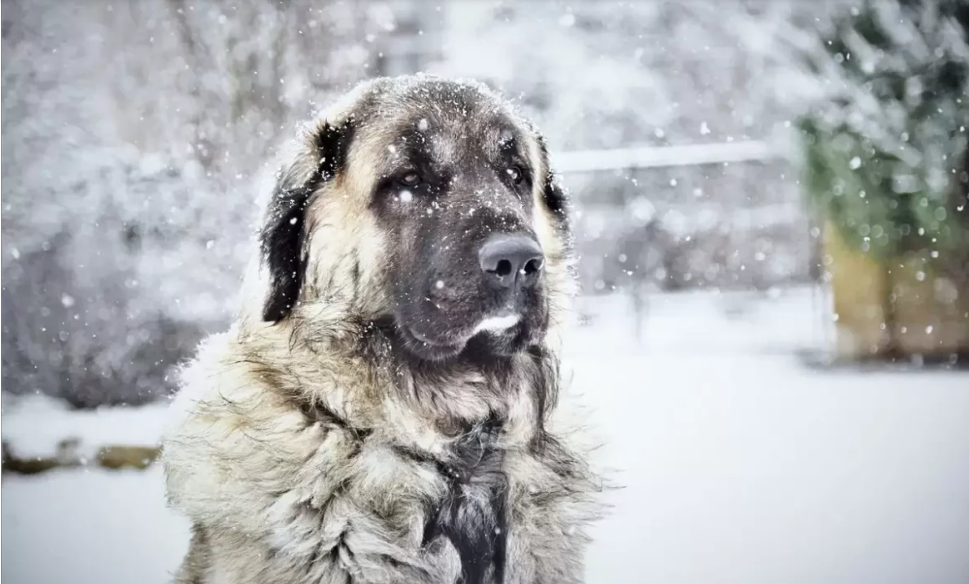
[
  {"x1": 4, "y1": 286, "x2": 969, "y2": 584},
  {"x1": 2, "y1": 394, "x2": 170, "y2": 460}
]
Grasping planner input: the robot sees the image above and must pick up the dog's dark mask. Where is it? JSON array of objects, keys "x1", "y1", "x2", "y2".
[
  {"x1": 260, "y1": 80, "x2": 568, "y2": 362},
  {"x1": 373, "y1": 119, "x2": 549, "y2": 361}
]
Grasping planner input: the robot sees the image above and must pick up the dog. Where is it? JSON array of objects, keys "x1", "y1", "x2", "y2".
[{"x1": 163, "y1": 75, "x2": 605, "y2": 584}]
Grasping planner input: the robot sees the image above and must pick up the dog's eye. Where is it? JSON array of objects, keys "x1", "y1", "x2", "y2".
[
  {"x1": 506, "y1": 166, "x2": 523, "y2": 184},
  {"x1": 399, "y1": 171, "x2": 422, "y2": 187}
]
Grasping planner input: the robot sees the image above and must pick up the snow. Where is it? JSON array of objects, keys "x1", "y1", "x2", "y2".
[
  {"x1": 568, "y1": 289, "x2": 969, "y2": 584},
  {"x1": 3, "y1": 287, "x2": 969, "y2": 584},
  {"x1": 584, "y1": 360, "x2": 969, "y2": 584},
  {"x1": 1, "y1": 394, "x2": 170, "y2": 460},
  {"x1": 1, "y1": 467, "x2": 190, "y2": 584}
]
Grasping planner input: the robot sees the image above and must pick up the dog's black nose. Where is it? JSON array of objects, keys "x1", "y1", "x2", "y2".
[{"x1": 478, "y1": 234, "x2": 544, "y2": 289}]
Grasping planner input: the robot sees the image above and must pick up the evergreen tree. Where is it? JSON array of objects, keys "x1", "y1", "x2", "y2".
[{"x1": 799, "y1": 0, "x2": 969, "y2": 263}]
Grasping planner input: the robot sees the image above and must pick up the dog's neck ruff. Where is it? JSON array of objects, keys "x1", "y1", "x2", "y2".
[{"x1": 247, "y1": 312, "x2": 556, "y2": 455}]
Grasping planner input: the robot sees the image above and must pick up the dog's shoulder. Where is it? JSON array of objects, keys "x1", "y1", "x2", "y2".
[
  {"x1": 162, "y1": 329, "x2": 330, "y2": 532},
  {"x1": 164, "y1": 328, "x2": 309, "y2": 453},
  {"x1": 500, "y1": 392, "x2": 609, "y2": 584}
]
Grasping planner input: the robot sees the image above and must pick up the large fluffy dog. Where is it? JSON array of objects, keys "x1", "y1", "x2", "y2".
[{"x1": 163, "y1": 75, "x2": 604, "y2": 584}]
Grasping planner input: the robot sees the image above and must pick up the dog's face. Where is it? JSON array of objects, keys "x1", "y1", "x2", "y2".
[{"x1": 257, "y1": 77, "x2": 571, "y2": 361}]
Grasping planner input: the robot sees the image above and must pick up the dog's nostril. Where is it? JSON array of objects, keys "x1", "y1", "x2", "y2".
[
  {"x1": 493, "y1": 259, "x2": 513, "y2": 277},
  {"x1": 522, "y1": 258, "x2": 543, "y2": 275}
]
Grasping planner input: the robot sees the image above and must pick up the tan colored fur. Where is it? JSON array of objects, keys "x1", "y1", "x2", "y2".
[{"x1": 163, "y1": 76, "x2": 604, "y2": 584}]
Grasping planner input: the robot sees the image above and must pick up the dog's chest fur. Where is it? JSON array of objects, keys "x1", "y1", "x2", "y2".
[
  {"x1": 420, "y1": 419, "x2": 508, "y2": 584},
  {"x1": 295, "y1": 401, "x2": 512, "y2": 584},
  {"x1": 164, "y1": 331, "x2": 600, "y2": 584}
]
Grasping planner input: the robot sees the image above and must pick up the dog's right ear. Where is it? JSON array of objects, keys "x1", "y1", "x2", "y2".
[{"x1": 259, "y1": 119, "x2": 355, "y2": 322}]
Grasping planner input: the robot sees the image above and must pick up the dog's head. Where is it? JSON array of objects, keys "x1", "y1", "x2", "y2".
[{"x1": 252, "y1": 76, "x2": 572, "y2": 361}]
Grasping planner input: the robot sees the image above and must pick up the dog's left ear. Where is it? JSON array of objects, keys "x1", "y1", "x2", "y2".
[
  {"x1": 260, "y1": 119, "x2": 355, "y2": 322},
  {"x1": 535, "y1": 134, "x2": 570, "y2": 223}
]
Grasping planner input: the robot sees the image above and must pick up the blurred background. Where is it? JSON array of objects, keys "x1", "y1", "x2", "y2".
[{"x1": 2, "y1": 1, "x2": 968, "y2": 583}]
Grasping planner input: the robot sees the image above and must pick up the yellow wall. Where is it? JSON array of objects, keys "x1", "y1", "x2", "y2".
[{"x1": 825, "y1": 221, "x2": 969, "y2": 359}]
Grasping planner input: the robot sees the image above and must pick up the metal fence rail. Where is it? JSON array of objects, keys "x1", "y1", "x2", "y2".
[
  {"x1": 552, "y1": 139, "x2": 792, "y2": 174},
  {"x1": 552, "y1": 138, "x2": 815, "y2": 294}
]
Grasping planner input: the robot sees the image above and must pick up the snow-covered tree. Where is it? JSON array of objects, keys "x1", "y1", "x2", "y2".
[
  {"x1": 1, "y1": 0, "x2": 394, "y2": 405},
  {"x1": 797, "y1": 0, "x2": 969, "y2": 265}
]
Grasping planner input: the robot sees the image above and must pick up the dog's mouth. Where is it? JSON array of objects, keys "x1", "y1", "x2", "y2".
[
  {"x1": 396, "y1": 312, "x2": 524, "y2": 362},
  {"x1": 470, "y1": 313, "x2": 520, "y2": 335}
]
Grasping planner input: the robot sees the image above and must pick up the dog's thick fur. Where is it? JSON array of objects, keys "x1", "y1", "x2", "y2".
[{"x1": 163, "y1": 75, "x2": 604, "y2": 584}]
